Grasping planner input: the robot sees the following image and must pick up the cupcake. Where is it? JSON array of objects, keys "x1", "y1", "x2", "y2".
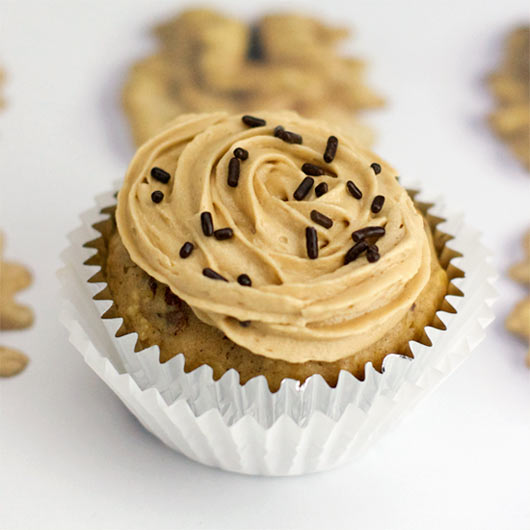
[{"x1": 60, "y1": 111, "x2": 496, "y2": 475}]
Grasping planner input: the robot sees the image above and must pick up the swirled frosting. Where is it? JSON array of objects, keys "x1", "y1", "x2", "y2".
[{"x1": 116, "y1": 111, "x2": 431, "y2": 363}]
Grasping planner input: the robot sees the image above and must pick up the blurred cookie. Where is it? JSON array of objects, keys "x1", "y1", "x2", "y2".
[
  {"x1": 509, "y1": 229, "x2": 530, "y2": 285},
  {"x1": 0, "y1": 232, "x2": 34, "y2": 330},
  {"x1": 0, "y1": 233, "x2": 33, "y2": 377},
  {"x1": 123, "y1": 9, "x2": 384, "y2": 147},
  {"x1": 506, "y1": 298, "x2": 530, "y2": 366},
  {"x1": 0, "y1": 345, "x2": 28, "y2": 377},
  {"x1": 488, "y1": 26, "x2": 529, "y2": 171},
  {"x1": 0, "y1": 88, "x2": 31, "y2": 377},
  {"x1": 506, "y1": 230, "x2": 530, "y2": 366}
]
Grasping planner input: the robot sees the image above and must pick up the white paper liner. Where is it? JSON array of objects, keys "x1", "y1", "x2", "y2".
[{"x1": 58, "y1": 183, "x2": 497, "y2": 475}]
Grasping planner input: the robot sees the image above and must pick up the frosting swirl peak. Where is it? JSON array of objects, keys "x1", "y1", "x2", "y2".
[{"x1": 117, "y1": 111, "x2": 431, "y2": 363}]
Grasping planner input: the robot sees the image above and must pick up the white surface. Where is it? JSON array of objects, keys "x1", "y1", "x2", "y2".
[{"x1": 0, "y1": 0, "x2": 528, "y2": 528}]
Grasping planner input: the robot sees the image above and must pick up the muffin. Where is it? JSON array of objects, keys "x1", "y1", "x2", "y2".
[
  {"x1": 62, "y1": 111, "x2": 495, "y2": 475},
  {"x1": 88, "y1": 111, "x2": 449, "y2": 391}
]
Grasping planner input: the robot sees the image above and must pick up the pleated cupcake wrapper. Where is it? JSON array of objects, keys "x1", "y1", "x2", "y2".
[{"x1": 58, "y1": 182, "x2": 497, "y2": 475}]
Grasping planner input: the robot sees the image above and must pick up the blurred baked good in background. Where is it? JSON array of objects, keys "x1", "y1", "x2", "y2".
[
  {"x1": 506, "y1": 230, "x2": 530, "y2": 366},
  {"x1": 0, "y1": 232, "x2": 33, "y2": 377},
  {"x1": 0, "y1": 345, "x2": 29, "y2": 377},
  {"x1": 0, "y1": 233, "x2": 33, "y2": 331},
  {"x1": 487, "y1": 26, "x2": 529, "y2": 171},
  {"x1": 123, "y1": 9, "x2": 384, "y2": 147}
]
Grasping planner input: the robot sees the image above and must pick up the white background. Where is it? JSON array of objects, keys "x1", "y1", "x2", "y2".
[{"x1": 1, "y1": 1, "x2": 529, "y2": 529}]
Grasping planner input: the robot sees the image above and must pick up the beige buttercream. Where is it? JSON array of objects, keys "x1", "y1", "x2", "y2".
[{"x1": 116, "y1": 111, "x2": 431, "y2": 363}]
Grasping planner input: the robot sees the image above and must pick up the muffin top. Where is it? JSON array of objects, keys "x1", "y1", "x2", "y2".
[{"x1": 116, "y1": 111, "x2": 431, "y2": 363}]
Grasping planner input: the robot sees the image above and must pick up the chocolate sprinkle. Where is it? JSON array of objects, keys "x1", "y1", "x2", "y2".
[
  {"x1": 214, "y1": 227, "x2": 234, "y2": 240},
  {"x1": 293, "y1": 177, "x2": 314, "y2": 200},
  {"x1": 352, "y1": 226, "x2": 386, "y2": 242},
  {"x1": 281, "y1": 130, "x2": 303, "y2": 144},
  {"x1": 315, "y1": 182, "x2": 328, "y2": 197},
  {"x1": 367, "y1": 249, "x2": 380, "y2": 263},
  {"x1": 310, "y1": 209, "x2": 333, "y2": 229},
  {"x1": 151, "y1": 167, "x2": 170, "y2": 184},
  {"x1": 239, "y1": 320, "x2": 251, "y2": 327},
  {"x1": 227, "y1": 157, "x2": 240, "y2": 187},
  {"x1": 366, "y1": 243, "x2": 380, "y2": 262},
  {"x1": 274, "y1": 125, "x2": 302, "y2": 144},
  {"x1": 344, "y1": 241, "x2": 368, "y2": 264},
  {"x1": 306, "y1": 226, "x2": 318, "y2": 259},
  {"x1": 248, "y1": 25, "x2": 264, "y2": 60},
  {"x1": 237, "y1": 274, "x2": 252, "y2": 287},
  {"x1": 179, "y1": 241, "x2": 194, "y2": 258},
  {"x1": 323, "y1": 136, "x2": 338, "y2": 163},
  {"x1": 151, "y1": 190, "x2": 164, "y2": 203},
  {"x1": 370, "y1": 162, "x2": 381, "y2": 175},
  {"x1": 371, "y1": 195, "x2": 385, "y2": 214},
  {"x1": 242, "y1": 115, "x2": 266, "y2": 127},
  {"x1": 234, "y1": 147, "x2": 249, "y2": 160},
  {"x1": 301, "y1": 163, "x2": 325, "y2": 176},
  {"x1": 346, "y1": 180, "x2": 362, "y2": 199},
  {"x1": 273, "y1": 125, "x2": 285, "y2": 137},
  {"x1": 203, "y1": 268, "x2": 228, "y2": 281},
  {"x1": 200, "y1": 211, "x2": 214, "y2": 236}
]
